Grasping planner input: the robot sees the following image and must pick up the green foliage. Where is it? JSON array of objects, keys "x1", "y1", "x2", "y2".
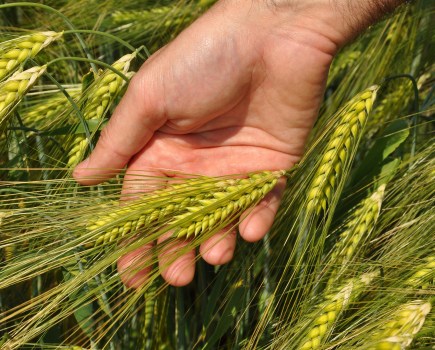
[{"x1": 0, "y1": 1, "x2": 434, "y2": 350}]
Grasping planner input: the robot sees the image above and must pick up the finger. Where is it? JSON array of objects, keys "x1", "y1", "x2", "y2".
[
  {"x1": 158, "y1": 233, "x2": 195, "y2": 287},
  {"x1": 117, "y1": 243, "x2": 154, "y2": 289},
  {"x1": 116, "y1": 166, "x2": 167, "y2": 288},
  {"x1": 73, "y1": 68, "x2": 167, "y2": 185},
  {"x1": 200, "y1": 228, "x2": 236, "y2": 265},
  {"x1": 238, "y1": 177, "x2": 286, "y2": 242}
]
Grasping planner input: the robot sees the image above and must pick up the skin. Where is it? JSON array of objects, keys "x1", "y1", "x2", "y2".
[{"x1": 73, "y1": 0, "x2": 404, "y2": 287}]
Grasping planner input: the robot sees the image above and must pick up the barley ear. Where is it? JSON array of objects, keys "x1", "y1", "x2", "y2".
[
  {"x1": 173, "y1": 171, "x2": 285, "y2": 239},
  {"x1": 298, "y1": 271, "x2": 378, "y2": 349},
  {"x1": 327, "y1": 185, "x2": 386, "y2": 287},
  {"x1": 86, "y1": 177, "x2": 220, "y2": 246},
  {"x1": 67, "y1": 54, "x2": 136, "y2": 167},
  {"x1": 366, "y1": 300, "x2": 431, "y2": 350},
  {"x1": 0, "y1": 66, "x2": 46, "y2": 125},
  {"x1": 306, "y1": 86, "x2": 378, "y2": 215},
  {"x1": 0, "y1": 31, "x2": 62, "y2": 81},
  {"x1": 404, "y1": 257, "x2": 435, "y2": 290}
]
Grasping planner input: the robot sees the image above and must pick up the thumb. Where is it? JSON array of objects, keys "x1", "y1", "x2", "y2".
[{"x1": 73, "y1": 71, "x2": 167, "y2": 185}]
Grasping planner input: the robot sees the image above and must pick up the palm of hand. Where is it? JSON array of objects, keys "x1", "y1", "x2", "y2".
[{"x1": 74, "y1": 3, "x2": 336, "y2": 286}]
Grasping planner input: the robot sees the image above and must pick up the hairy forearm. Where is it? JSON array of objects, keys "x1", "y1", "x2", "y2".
[
  {"x1": 264, "y1": 0, "x2": 407, "y2": 45},
  {"x1": 332, "y1": 0, "x2": 408, "y2": 35}
]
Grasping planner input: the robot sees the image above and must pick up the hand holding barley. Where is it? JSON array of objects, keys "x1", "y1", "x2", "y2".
[{"x1": 73, "y1": 0, "x2": 406, "y2": 287}]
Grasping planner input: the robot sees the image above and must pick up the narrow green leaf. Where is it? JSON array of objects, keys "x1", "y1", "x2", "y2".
[
  {"x1": 204, "y1": 280, "x2": 246, "y2": 349},
  {"x1": 41, "y1": 119, "x2": 107, "y2": 136},
  {"x1": 62, "y1": 266, "x2": 94, "y2": 338},
  {"x1": 352, "y1": 120, "x2": 409, "y2": 184}
]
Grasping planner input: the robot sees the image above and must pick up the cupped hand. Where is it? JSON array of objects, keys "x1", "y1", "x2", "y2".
[{"x1": 74, "y1": 0, "x2": 346, "y2": 287}]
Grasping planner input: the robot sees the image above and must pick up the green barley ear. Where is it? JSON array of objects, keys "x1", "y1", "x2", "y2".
[
  {"x1": 405, "y1": 257, "x2": 435, "y2": 290},
  {"x1": 67, "y1": 53, "x2": 135, "y2": 167},
  {"x1": 366, "y1": 300, "x2": 431, "y2": 350},
  {"x1": 297, "y1": 271, "x2": 378, "y2": 350},
  {"x1": 0, "y1": 31, "x2": 62, "y2": 81},
  {"x1": 0, "y1": 66, "x2": 46, "y2": 125},
  {"x1": 21, "y1": 90, "x2": 80, "y2": 130},
  {"x1": 173, "y1": 171, "x2": 284, "y2": 238},
  {"x1": 82, "y1": 53, "x2": 136, "y2": 120},
  {"x1": 327, "y1": 185, "x2": 386, "y2": 287},
  {"x1": 306, "y1": 86, "x2": 378, "y2": 215},
  {"x1": 86, "y1": 176, "x2": 215, "y2": 246},
  {"x1": 86, "y1": 171, "x2": 283, "y2": 246}
]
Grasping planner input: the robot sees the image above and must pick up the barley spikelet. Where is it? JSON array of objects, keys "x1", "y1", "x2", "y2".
[
  {"x1": 0, "y1": 31, "x2": 62, "y2": 81},
  {"x1": 67, "y1": 54, "x2": 135, "y2": 167},
  {"x1": 306, "y1": 86, "x2": 378, "y2": 215},
  {"x1": 367, "y1": 300, "x2": 431, "y2": 350},
  {"x1": 0, "y1": 66, "x2": 46, "y2": 125},
  {"x1": 2, "y1": 245, "x2": 15, "y2": 262},
  {"x1": 298, "y1": 272, "x2": 378, "y2": 350},
  {"x1": 327, "y1": 185, "x2": 386, "y2": 287},
  {"x1": 367, "y1": 82, "x2": 413, "y2": 140},
  {"x1": 405, "y1": 257, "x2": 435, "y2": 290},
  {"x1": 173, "y1": 171, "x2": 284, "y2": 238}
]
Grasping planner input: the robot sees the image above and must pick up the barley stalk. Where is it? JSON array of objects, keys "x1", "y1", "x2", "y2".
[
  {"x1": 306, "y1": 86, "x2": 378, "y2": 215},
  {"x1": 0, "y1": 31, "x2": 62, "y2": 81},
  {"x1": 327, "y1": 185, "x2": 386, "y2": 287},
  {"x1": 298, "y1": 271, "x2": 378, "y2": 350},
  {"x1": 0, "y1": 66, "x2": 46, "y2": 125},
  {"x1": 366, "y1": 300, "x2": 431, "y2": 350},
  {"x1": 67, "y1": 54, "x2": 135, "y2": 167}
]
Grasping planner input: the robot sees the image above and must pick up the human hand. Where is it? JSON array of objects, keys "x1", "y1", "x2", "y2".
[{"x1": 73, "y1": 0, "x2": 394, "y2": 286}]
